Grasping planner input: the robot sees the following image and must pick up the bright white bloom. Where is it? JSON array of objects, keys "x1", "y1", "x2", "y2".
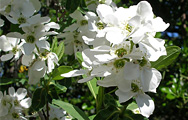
[
  {"x1": 23, "y1": 50, "x2": 59, "y2": 84},
  {"x1": 0, "y1": 91, "x2": 13, "y2": 117},
  {"x1": 0, "y1": 35, "x2": 23, "y2": 61},
  {"x1": 0, "y1": 87, "x2": 31, "y2": 118}
]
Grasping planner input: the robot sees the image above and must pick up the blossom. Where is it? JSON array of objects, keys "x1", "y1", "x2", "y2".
[
  {"x1": 22, "y1": 49, "x2": 59, "y2": 84},
  {"x1": 0, "y1": 87, "x2": 31, "y2": 118},
  {"x1": 0, "y1": 35, "x2": 23, "y2": 61}
]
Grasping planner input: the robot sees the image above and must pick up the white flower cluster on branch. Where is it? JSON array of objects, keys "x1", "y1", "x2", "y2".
[
  {"x1": 61, "y1": 1, "x2": 169, "y2": 118},
  {"x1": 0, "y1": 0, "x2": 60, "y2": 85},
  {"x1": 0, "y1": 87, "x2": 31, "y2": 120}
]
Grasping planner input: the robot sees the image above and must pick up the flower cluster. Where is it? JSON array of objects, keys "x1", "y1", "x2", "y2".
[
  {"x1": 0, "y1": 87, "x2": 31, "y2": 120},
  {"x1": 61, "y1": 1, "x2": 169, "y2": 117},
  {"x1": 0, "y1": 0, "x2": 60, "y2": 84}
]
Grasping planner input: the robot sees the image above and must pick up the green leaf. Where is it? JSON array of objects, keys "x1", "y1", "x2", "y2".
[
  {"x1": 51, "y1": 36, "x2": 58, "y2": 52},
  {"x1": 76, "y1": 52, "x2": 83, "y2": 64},
  {"x1": 123, "y1": 110, "x2": 148, "y2": 120},
  {"x1": 52, "y1": 66, "x2": 72, "y2": 80},
  {"x1": 104, "y1": 94, "x2": 117, "y2": 107},
  {"x1": 0, "y1": 78, "x2": 20, "y2": 85},
  {"x1": 56, "y1": 41, "x2": 64, "y2": 61},
  {"x1": 80, "y1": 0, "x2": 88, "y2": 11},
  {"x1": 151, "y1": 46, "x2": 181, "y2": 70},
  {"x1": 66, "y1": 0, "x2": 81, "y2": 13},
  {"x1": 87, "y1": 78, "x2": 99, "y2": 100},
  {"x1": 49, "y1": 80, "x2": 67, "y2": 93},
  {"x1": 166, "y1": 94, "x2": 176, "y2": 100},
  {"x1": 31, "y1": 87, "x2": 46, "y2": 111},
  {"x1": 161, "y1": 87, "x2": 173, "y2": 94},
  {"x1": 52, "y1": 99, "x2": 89, "y2": 120},
  {"x1": 126, "y1": 102, "x2": 138, "y2": 111},
  {"x1": 94, "y1": 105, "x2": 120, "y2": 120}
]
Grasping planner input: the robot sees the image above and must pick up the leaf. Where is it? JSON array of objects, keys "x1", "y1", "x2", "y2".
[
  {"x1": 49, "y1": 80, "x2": 67, "y2": 93},
  {"x1": 51, "y1": 36, "x2": 58, "y2": 52},
  {"x1": 65, "y1": 0, "x2": 81, "y2": 13},
  {"x1": 76, "y1": 52, "x2": 83, "y2": 64},
  {"x1": 80, "y1": 0, "x2": 88, "y2": 11},
  {"x1": 104, "y1": 94, "x2": 117, "y2": 107},
  {"x1": 0, "y1": 78, "x2": 20, "y2": 85},
  {"x1": 87, "y1": 78, "x2": 99, "y2": 100},
  {"x1": 94, "y1": 105, "x2": 120, "y2": 120},
  {"x1": 56, "y1": 41, "x2": 64, "y2": 61},
  {"x1": 126, "y1": 102, "x2": 138, "y2": 111},
  {"x1": 31, "y1": 87, "x2": 46, "y2": 111},
  {"x1": 161, "y1": 87, "x2": 173, "y2": 94},
  {"x1": 52, "y1": 99, "x2": 89, "y2": 120},
  {"x1": 52, "y1": 66, "x2": 72, "y2": 80},
  {"x1": 151, "y1": 46, "x2": 181, "y2": 70}
]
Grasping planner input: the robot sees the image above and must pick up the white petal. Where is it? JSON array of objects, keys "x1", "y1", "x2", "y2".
[
  {"x1": 22, "y1": 54, "x2": 34, "y2": 66},
  {"x1": 141, "y1": 68, "x2": 161, "y2": 93},
  {"x1": 30, "y1": 0, "x2": 41, "y2": 12},
  {"x1": 0, "y1": 35, "x2": 12, "y2": 51},
  {"x1": 78, "y1": 76, "x2": 94, "y2": 83},
  {"x1": 1, "y1": 53, "x2": 13, "y2": 61},
  {"x1": 8, "y1": 87, "x2": 15, "y2": 97},
  {"x1": 33, "y1": 60, "x2": 46, "y2": 71},
  {"x1": 97, "y1": 4, "x2": 114, "y2": 22},
  {"x1": 136, "y1": 94, "x2": 155, "y2": 118},
  {"x1": 22, "y1": 1, "x2": 35, "y2": 17},
  {"x1": 137, "y1": 1, "x2": 153, "y2": 20},
  {"x1": 151, "y1": 17, "x2": 170, "y2": 32},
  {"x1": 124, "y1": 62, "x2": 140, "y2": 80},
  {"x1": 97, "y1": 75, "x2": 117, "y2": 87},
  {"x1": 36, "y1": 40, "x2": 50, "y2": 51},
  {"x1": 61, "y1": 69, "x2": 87, "y2": 77},
  {"x1": 23, "y1": 43, "x2": 35, "y2": 55},
  {"x1": 16, "y1": 88, "x2": 27, "y2": 101},
  {"x1": 45, "y1": 22, "x2": 60, "y2": 31},
  {"x1": 115, "y1": 89, "x2": 134, "y2": 103},
  {"x1": 20, "y1": 98, "x2": 31, "y2": 108}
]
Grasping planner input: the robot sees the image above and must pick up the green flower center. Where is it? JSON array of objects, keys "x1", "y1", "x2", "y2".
[
  {"x1": 18, "y1": 17, "x2": 26, "y2": 24},
  {"x1": 131, "y1": 83, "x2": 139, "y2": 92},
  {"x1": 5, "y1": 5, "x2": 11, "y2": 13},
  {"x1": 114, "y1": 59, "x2": 125, "y2": 69},
  {"x1": 2, "y1": 99, "x2": 7, "y2": 106},
  {"x1": 14, "y1": 100, "x2": 19, "y2": 106},
  {"x1": 97, "y1": 22, "x2": 105, "y2": 30},
  {"x1": 125, "y1": 24, "x2": 132, "y2": 33},
  {"x1": 138, "y1": 57, "x2": 148, "y2": 67},
  {"x1": 115, "y1": 48, "x2": 127, "y2": 58},
  {"x1": 26, "y1": 35, "x2": 35, "y2": 43},
  {"x1": 12, "y1": 47, "x2": 19, "y2": 54},
  {"x1": 80, "y1": 20, "x2": 88, "y2": 26},
  {"x1": 12, "y1": 112, "x2": 19, "y2": 118}
]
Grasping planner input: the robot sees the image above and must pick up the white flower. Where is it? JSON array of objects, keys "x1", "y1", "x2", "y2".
[
  {"x1": 24, "y1": 50, "x2": 59, "y2": 84},
  {"x1": 0, "y1": 35, "x2": 23, "y2": 61},
  {"x1": 8, "y1": 87, "x2": 31, "y2": 109},
  {"x1": 0, "y1": 91, "x2": 13, "y2": 117}
]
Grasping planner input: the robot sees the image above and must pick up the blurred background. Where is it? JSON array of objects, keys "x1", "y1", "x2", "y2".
[{"x1": 0, "y1": 0, "x2": 187, "y2": 119}]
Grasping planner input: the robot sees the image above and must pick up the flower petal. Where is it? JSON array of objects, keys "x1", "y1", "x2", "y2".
[
  {"x1": 20, "y1": 98, "x2": 31, "y2": 108},
  {"x1": 136, "y1": 94, "x2": 155, "y2": 118},
  {"x1": 115, "y1": 89, "x2": 134, "y2": 103},
  {"x1": 16, "y1": 88, "x2": 27, "y2": 101},
  {"x1": 1, "y1": 53, "x2": 13, "y2": 61}
]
